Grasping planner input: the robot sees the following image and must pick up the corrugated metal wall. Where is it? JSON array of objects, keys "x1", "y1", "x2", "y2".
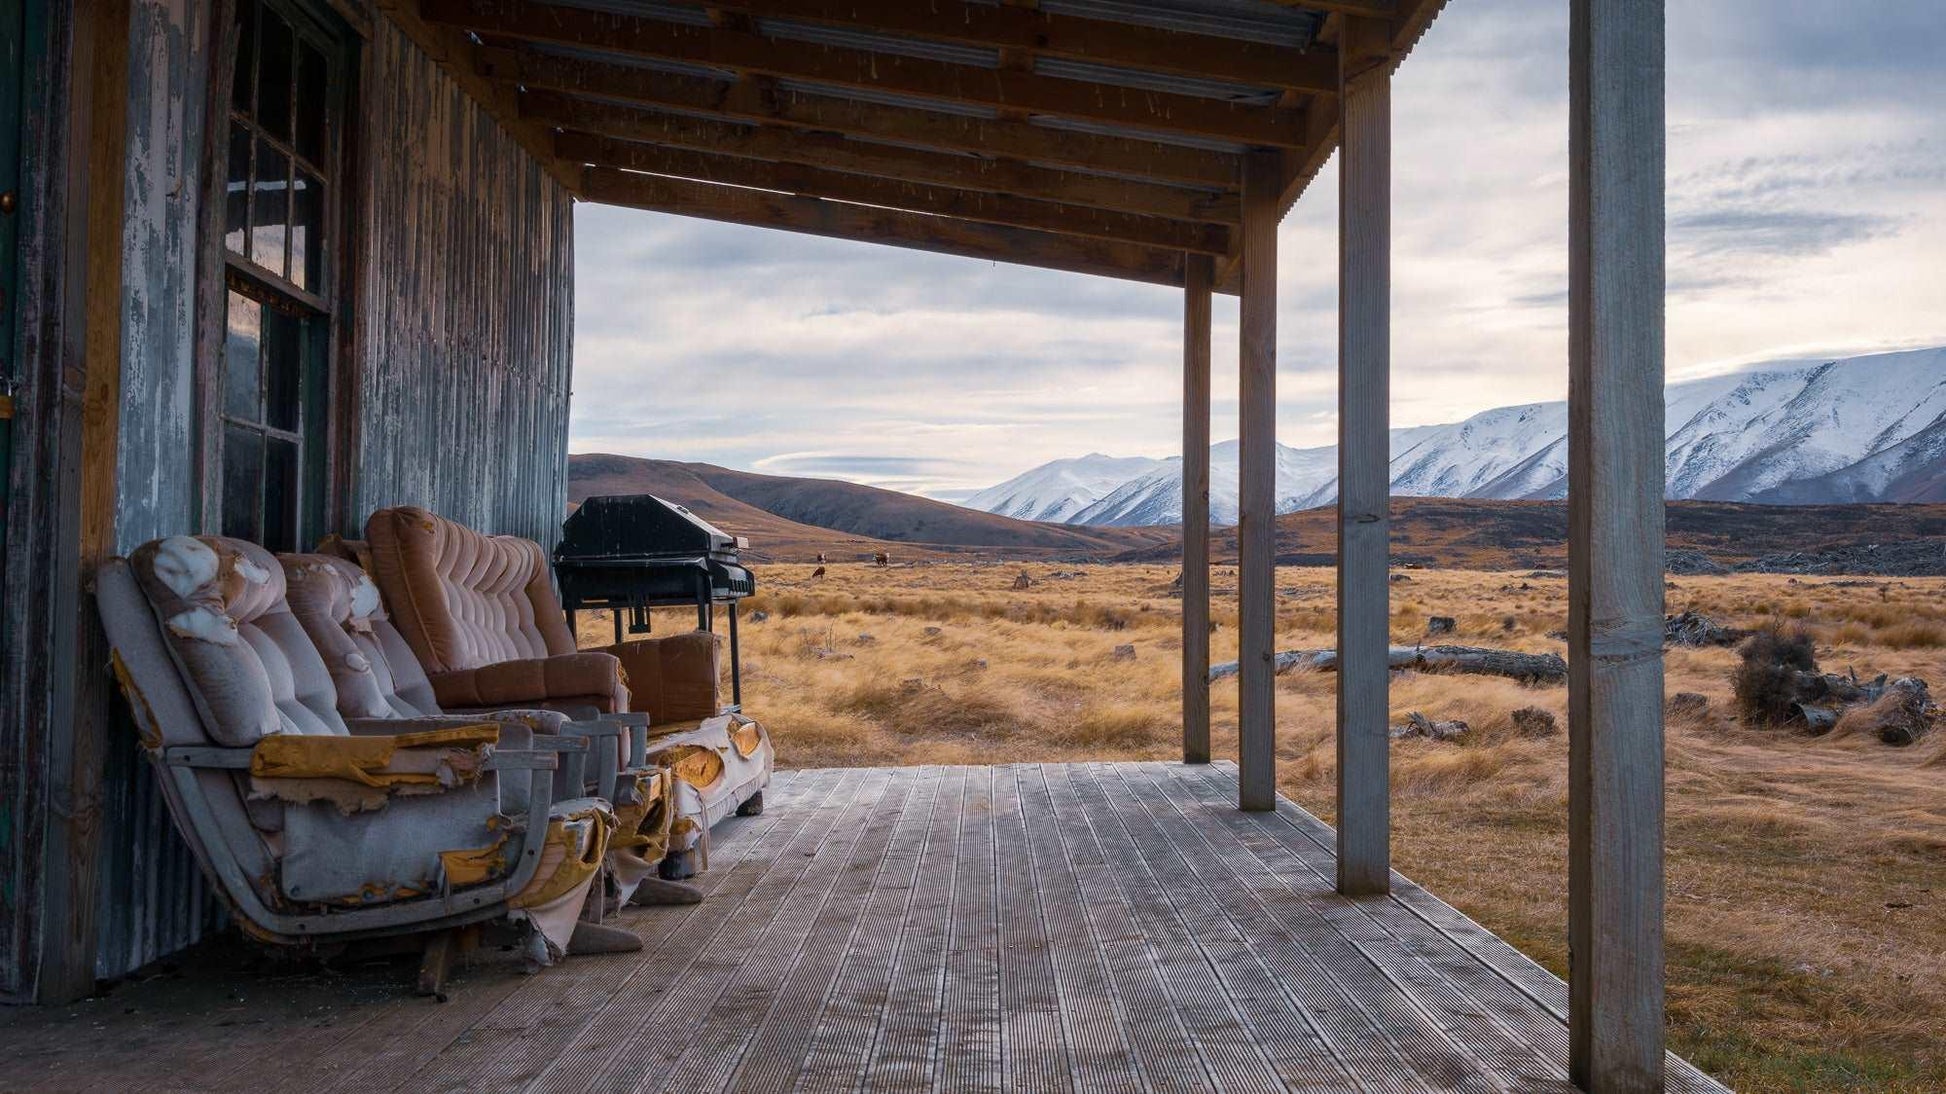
[
  {"x1": 349, "y1": 16, "x2": 574, "y2": 549},
  {"x1": 85, "y1": 2, "x2": 575, "y2": 981},
  {"x1": 94, "y1": 0, "x2": 222, "y2": 983}
]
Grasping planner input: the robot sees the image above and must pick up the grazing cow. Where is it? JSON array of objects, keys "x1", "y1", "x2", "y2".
[
  {"x1": 816, "y1": 552, "x2": 827, "y2": 564},
  {"x1": 810, "y1": 566, "x2": 826, "y2": 579},
  {"x1": 873, "y1": 552, "x2": 890, "y2": 567}
]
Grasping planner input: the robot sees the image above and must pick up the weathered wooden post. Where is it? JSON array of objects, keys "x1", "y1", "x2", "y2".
[
  {"x1": 1568, "y1": 0, "x2": 1666, "y2": 1089},
  {"x1": 1237, "y1": 150, "x2": 1279, "y2": 811},
  {"x1": 1336, "y1": 15, "x2": 1392, "y2": 895},
  {"x1": 1182, "y1": 253, "x2": 1213, "y2": 765}
]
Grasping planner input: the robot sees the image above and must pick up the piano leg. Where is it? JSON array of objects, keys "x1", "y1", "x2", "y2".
[{"x1": 729, "y1": 601, "x2": 743, "y2": 708}]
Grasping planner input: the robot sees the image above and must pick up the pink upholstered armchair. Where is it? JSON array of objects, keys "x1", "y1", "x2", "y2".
[{"x1": 363, "y1": 506, "x2": 629, "y2": 717}]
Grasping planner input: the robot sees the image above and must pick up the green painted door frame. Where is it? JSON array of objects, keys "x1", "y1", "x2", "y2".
[{"x1": 0, "y1": 0, "x2": 27, "y2": 554}]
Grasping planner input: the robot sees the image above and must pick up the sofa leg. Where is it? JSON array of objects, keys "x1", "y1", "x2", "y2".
[
  {"x1": 659, "y1": 847, "x2": 703, "y2": 881},
  {"x1": 629, "y1": 876, "x2": 705, "y2": 906},
  {"x1": 569, "y1": 921, "x2": 643, "y2": 956},
  {"x1": 735, "y1": 790, "x2": 765, "y2": 817},
  {"x1": 416, "y1": 930, "x2": 457, "y2": 1002}
]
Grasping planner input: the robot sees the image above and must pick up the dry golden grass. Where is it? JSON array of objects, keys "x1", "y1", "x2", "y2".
[{"x1": 581, "y1": 563, "x2": 1946, "y2": 1092}]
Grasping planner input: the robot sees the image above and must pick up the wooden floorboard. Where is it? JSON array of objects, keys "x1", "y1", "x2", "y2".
[{"x1": 0, "y1": 763, "x2": 1733, "y2": 1094}]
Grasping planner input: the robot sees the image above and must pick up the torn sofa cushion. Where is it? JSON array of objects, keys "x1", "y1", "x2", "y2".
[
  {"x1": 246, "y1": 724, "x2": 498, "y2": 813},
  {"x1": 130, "y1": 535, "x2": 348, "y2": 746}
]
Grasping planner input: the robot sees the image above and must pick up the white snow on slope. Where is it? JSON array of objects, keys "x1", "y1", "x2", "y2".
[
  {"x1": 960, "y1": 348, "x2": 1946, "y2": 524},
  {"x1": 961, "y1": 453, "x2": 1170, "y2": 523}
]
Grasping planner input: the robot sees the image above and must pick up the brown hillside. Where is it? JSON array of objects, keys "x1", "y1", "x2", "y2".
[
  {"x1": 569, "y1": 456, "x2": 1946, "y2": 572},
  {"x1": 1121, "y1": 497, "x2": 1946, "y2": 573},
  {"x1": 567, "y1": 453, "x2": 1171, "y2": 562}
]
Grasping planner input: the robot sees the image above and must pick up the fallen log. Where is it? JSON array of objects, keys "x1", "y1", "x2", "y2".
[
  {"x1": 1664, "y1": 610, "x2": 1749, "y2": 647},
  {"x1": 1208, "y1": 644, "x2": 1566, "y2": 685},
  {"x1": 1391, "y1": 711, "x2": 1470, "y2": 741}
]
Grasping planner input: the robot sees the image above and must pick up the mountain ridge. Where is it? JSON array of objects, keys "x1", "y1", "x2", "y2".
[{"x1": 964, "y1": 347, "x2": 1946, "y2": 525}]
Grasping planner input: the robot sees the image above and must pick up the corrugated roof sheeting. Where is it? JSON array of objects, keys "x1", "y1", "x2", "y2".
[{"x1": 1035, "y1": 0, "x2": 1324, "y2": 47}]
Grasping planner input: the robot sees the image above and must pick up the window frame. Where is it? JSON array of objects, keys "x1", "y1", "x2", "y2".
[{"x1": 194, "y1": 0, "x2": 357, "y2": 548}]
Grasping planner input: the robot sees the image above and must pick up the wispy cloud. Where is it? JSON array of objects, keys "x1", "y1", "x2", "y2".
[{"x1": 570, "y1": 0, "x2": 1946, "y2": 496}]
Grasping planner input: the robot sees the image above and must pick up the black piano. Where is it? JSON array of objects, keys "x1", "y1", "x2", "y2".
[{"x1": 555, "y1": 494, "x2": 756, "y2": 706}]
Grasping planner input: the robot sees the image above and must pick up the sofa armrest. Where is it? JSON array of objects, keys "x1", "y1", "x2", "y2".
[
  {"x1": 427, "y1": 652, "x2": 626, "y2": 713},
  {"x1": 247, "y1": 725, "x2": 499, "y2": 788}
]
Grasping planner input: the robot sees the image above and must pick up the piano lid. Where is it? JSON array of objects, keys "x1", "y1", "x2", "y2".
[{"x1": 557, "y1": 494, "x2": 746, "y2": 560}]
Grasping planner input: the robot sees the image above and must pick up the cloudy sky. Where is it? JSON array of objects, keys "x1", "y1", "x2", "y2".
[{"x1": 568, "y1": 0, "x2": 1946, "y2": 500}]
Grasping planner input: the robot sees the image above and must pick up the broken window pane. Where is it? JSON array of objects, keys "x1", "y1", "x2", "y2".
[
  {"x1": 221, "y1": 426, "x2": 264, "y2": 542},
  {"x1": 225, "y1": 124, "x2": 251, "y2": 255},
  {"x1": 263, "y1": 437, "x2": 299, "y2": 552},
  {"x1": 232, "y1": 0, "x2": 257, "y2": 119},
  {"x1": 294, "y1": 41, "x2": 328, "y2": 167},
  {"x1": 288, "y1": 170, "x2": 323, "y2": 292},
  {"x1": 224, "y1": 291, "x2": 262, "y2": 420},
  {"x1": 263, "y1": 306, "x2": 301, "y2": 432},
  {"x1": 256, "y1": 7, "x2": 293, "y2": 140},
  {"x1": 251, "y1": 140, "x2": 290, "y2": 276}
]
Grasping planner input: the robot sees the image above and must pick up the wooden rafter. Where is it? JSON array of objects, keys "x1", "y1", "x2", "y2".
[
  {"x1": 690, "y1": 0, "x2": 1339, "y2": 94},
  {"x1": 559, "y1": 135, "x2": 1232, "y2": 255},
  {"x1": 421, "y1": 0, "x2": 1310, "y2": 147},
  {"x1": 581, "y1": 167, "x2": 1225, "y2": 292},
  {"x1": 526, "y1": 92, "x2": 1242, "y2": 225},
  {"x1": 481, "y1": 49, "x2": 1241, "y2": 190}
]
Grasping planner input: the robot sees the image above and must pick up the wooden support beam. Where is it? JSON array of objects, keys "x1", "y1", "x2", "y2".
[
  {"x1": 371, "y1": 0, "x2": 581, "y2": 192},
  {"x1": 40, "y1": 0, "x2": 133, "y2": 1005},
  {"x1": 1568, "y1": 1, "x2": 1666, "y2": 1090},
  {"x1": 1182, "y1": 253, "x2": 1214, "y2": 765},
  {"x1": 1236, "y1": 150, "x2": 1279, "y2": 813},
  {"x1": 693, "y1": 0, "x2": 1340, "y2": 94},
  {"x1": 486, "y1": 50, "x2": 1241, "y2": 190},
  {"x1": 1334, "y1": 16, "x2": 1392, "y2": 897},
  {"x1": 582, "y1": 166, "x2": 1210, "y2": 290},
  {"x1": 557, "y1": 135, "x2": 1231, "y2": 255},
  {"x1": 532, "y1": 93, "x2": 1241, "y2": 225},
  {"x1": 423, "y1": 0, "x2": 1311, "y2": 147}
]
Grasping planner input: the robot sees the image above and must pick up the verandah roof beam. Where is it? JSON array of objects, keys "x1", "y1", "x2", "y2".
[
  {"x1": 558, "y1": 134, "x2": 1232, "y2": 255},
  {"x1": 581, "y1": 166, "x2": 1235, "y2": 293},
  {"x1": 421, "y1": 0, "x2": 1312, "y2": 147},
  {"x1": 481, "y1": 49, "x2": 1242, "y2": 190},
  {"x1": 687, "y1": 0, "x2": 1340, "y2": 95},
  {"x1": 526, "y1": 92, "x2": 1242, "y2": 226}
]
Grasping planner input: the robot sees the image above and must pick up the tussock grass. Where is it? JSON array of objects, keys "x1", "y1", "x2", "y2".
[{"x1": 581, "y1": 563, "x2": 1946, "y2": 1092}]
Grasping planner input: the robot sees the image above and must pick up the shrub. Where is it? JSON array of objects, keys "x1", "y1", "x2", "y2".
[{"x1": 1731, "y1": 625, "x2": 1816, "y2": 728}]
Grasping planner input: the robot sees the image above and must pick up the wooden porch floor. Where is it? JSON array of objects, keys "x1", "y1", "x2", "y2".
[{"x1": 1, "y1": 762, "x2": 1727, "y2": 1092}]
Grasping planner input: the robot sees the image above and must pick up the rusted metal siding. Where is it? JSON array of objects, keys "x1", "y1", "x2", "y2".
[{"x1": 349, "y1": 13, "x2": 574, "y2": 548}]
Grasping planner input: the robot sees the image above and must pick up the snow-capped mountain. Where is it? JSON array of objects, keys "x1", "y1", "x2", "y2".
[
  {"x1": 961, "y1": 453, "x2": 1169, "y2": 523},
  {"x1": 1070, "y1": 439, "x2": 1339, "y2": 527},
  {"x1": 961, "y1": 347, "x2": 1946, "y2": 525}
]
